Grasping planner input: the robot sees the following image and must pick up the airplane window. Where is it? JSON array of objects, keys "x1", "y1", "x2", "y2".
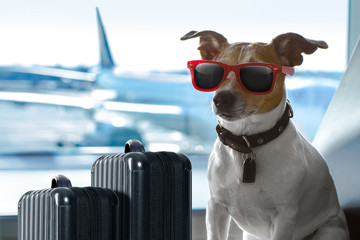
[{"x1": 0, "y1": 0, "x2": 347, "y2": 222}]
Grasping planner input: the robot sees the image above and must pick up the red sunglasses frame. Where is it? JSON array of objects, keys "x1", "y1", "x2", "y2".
[{"x1": 187, "y1": 60, "x2": 295, "y2": 94}]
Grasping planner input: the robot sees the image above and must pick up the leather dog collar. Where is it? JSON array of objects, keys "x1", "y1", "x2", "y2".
[{"x1": 216, "y1": 101, "x2": 294, "y2": 154}]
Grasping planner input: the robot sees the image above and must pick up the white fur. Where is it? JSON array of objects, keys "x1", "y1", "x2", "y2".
[{"x1": 206, "y1": 97, "x2": 350, "y2": 240}]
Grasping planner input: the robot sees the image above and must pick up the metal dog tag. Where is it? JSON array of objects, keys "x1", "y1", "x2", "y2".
[{"x1": 242, "y1": 154, "x2": 256, "y2": 183}]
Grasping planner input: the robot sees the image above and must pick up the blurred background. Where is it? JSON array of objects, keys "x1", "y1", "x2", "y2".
[{"x1": 1, "y1": 0, "x2": 357, "y2": 239}]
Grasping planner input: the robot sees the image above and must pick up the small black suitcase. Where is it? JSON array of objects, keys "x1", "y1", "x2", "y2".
[
  {"x1": 18, "y1": 175, "x2": 119, "y2": 240},
  {"x1": 91, "y1": 140, "x2": 192, "y2": 240}
]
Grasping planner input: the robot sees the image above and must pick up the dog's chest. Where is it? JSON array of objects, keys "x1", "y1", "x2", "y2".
[
  {"x1": 209, "y1": 145, "x2": 275, "y2": 209},
  {"x1": 209, "y1": 147, "x2": 279, "y2": 235}
]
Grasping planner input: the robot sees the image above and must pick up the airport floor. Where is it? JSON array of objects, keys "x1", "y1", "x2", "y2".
[{"x1": 0, "y1": 211, "x2": 244, "y2": 240}]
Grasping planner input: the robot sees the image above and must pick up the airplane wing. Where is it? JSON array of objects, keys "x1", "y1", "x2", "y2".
[
  {"x1": 0, "y1": 90, "x2": 183, "y2": 116},
  {"x1": 0, "y1": 65, "x2": 95, "y2": 82},
  {"x1": 0, "y1": 91, "x2": 95, "y2": 109}
]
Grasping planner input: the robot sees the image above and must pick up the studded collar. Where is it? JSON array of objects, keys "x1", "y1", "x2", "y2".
[{"x1": 216, "y1": 101, "x2": 294, "y2": 154}]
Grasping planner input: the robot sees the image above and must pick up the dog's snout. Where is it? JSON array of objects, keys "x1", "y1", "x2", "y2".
[{"x1": 213, "y1": 91, "x2": 235, "y2": 109}]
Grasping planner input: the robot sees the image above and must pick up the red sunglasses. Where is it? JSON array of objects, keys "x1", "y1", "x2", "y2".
[{"x1": 187, "y1": 60, "x2": 295, "y2": 94}]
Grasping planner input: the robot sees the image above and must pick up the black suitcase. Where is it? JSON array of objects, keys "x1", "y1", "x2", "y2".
[
  {"x1": 18, "y1": 175, "x2": 119, "y2": 240},
  {"x1": 91, "y1": 140, "x2": 192, "y2": 240}
]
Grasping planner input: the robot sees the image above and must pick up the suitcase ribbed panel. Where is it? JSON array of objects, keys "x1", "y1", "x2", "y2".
[
  {"x1": 91, "y1": 153, "x2": 125, "y2": 238},
  {"x1": 92, "y1": 153, "x2": 125, "y2": 194},
  {"x1": 18, "y1": 189, "x2": 53, "y2": 240}
]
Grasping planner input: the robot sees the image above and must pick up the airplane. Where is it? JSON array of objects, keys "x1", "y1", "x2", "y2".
[
  {"x1": 0, "y1": 8, "x2": 219, "y2": 154},
  {"x1": 0, "y1": 7, "x2": 342, "y2": 155}
]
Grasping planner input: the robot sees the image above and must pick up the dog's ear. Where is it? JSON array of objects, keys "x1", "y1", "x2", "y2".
[
  {"x1": 181, "y1": 30, "x2": 229, "y2": 60},
  {"x1": 271, "y1": 33, "x2": 328, "y2": 66}
]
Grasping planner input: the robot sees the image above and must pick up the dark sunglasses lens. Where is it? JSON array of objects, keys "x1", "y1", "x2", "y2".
[
  {"x1": 240, "y1": 66, "x2": 273, "y2": 92},
  {"x1": 194, "y1": 63, "x2": 224, "y2": 90}
]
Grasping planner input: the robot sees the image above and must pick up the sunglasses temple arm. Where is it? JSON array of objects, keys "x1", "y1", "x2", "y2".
[{"x1": 281, "y1": 66, "x2": 295, "y2": 76}]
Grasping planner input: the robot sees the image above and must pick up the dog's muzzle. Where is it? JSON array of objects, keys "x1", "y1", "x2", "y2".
[
  {"x1": 213, "y1": 91, "x2": 235, "y2": 110},
  {"x1": 212, "y1": 91, "x2": 249, "y2": 120}
]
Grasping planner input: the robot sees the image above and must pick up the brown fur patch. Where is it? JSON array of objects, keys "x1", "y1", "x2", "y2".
[{"x1": 215, "y1": 42, "x2": 287, "y2": 113}]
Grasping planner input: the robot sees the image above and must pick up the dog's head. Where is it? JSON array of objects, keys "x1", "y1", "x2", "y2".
[{"x1": 181, "y1": 31, "x2": 328, "y2": 121}]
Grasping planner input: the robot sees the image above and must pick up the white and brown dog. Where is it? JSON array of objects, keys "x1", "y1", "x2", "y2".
[{"x1": 181, "y1": 31, "x2": 349, "y2": 240}]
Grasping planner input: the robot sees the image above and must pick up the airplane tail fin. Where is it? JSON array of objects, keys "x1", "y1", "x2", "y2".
[{"x1": 96, "y1": 7, "x2": 115, "y2": 69}]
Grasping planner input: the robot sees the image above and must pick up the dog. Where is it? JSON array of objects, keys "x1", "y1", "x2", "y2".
[{"x1": 181, "y1": 31, "x2": 350, "y2": 240}]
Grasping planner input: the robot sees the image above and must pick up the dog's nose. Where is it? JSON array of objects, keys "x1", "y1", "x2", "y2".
[{"x1": 213, "y1": 91, "x2": 235, "y2": 110}]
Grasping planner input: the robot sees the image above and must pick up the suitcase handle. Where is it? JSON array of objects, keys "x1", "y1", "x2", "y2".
[
  {"x1": 51, "y1": 175, "x2": 72, "y2": 188},
  {"x1": 125, "y1": 139, "x2": 145, "y2": 153}
]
